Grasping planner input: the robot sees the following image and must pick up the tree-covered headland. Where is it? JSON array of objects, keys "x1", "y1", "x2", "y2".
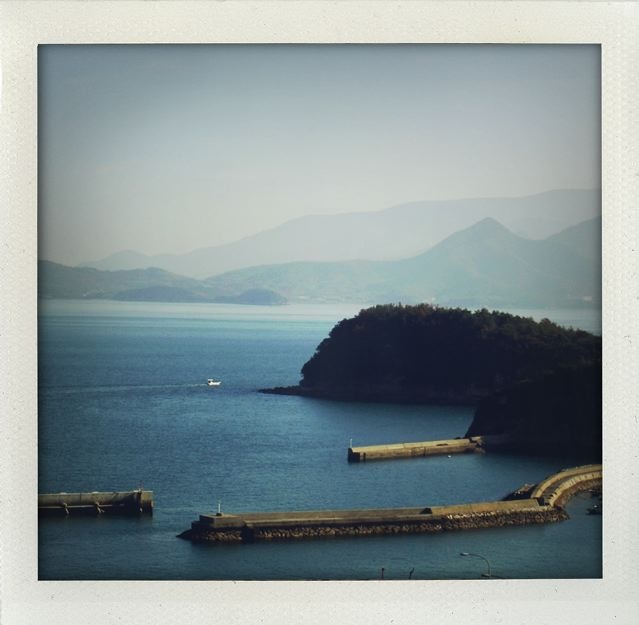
[{"x1": 267, "y1": 304, "x2": 601, "y2": 458}]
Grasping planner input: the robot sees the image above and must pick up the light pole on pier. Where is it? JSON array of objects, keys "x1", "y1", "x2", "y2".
[{"x1": 460, "y1": 552, "x2": 492, "y2": 578}]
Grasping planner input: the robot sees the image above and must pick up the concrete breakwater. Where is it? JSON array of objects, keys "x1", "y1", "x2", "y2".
[
  {"x1": 179, "y1": 464, "x2": 601, "y2": 544},
  {"x1": 347, "y1": 436, "x2": 486, "y2": 462},
  {"x1": 179, "y1": 500, "x2": 565, "y2": 544},
  {"x1": 39, "y1": 490, "x2": 153, "y2": 516},
  {"x1": 529, "y1": 464, "x2": 602, "y2": 506}
]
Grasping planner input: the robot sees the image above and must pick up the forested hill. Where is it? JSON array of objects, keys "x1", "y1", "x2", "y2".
[
  {"x1": 267, "y1": 304, "x2": 601, "y2": 404},
  {"x1": 264, "y1": 304, "x2": 602, "y2": 458},
  {"x1": 466, "y1": 362, "x2": 601, "y2": 458}
]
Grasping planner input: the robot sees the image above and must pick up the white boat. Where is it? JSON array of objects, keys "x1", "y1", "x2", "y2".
[{"x1": 207, "y1": 379, "x2": 221, "y2": 387}]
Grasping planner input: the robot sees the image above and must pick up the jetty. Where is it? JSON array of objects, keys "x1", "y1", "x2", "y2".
[
  {"x1": 38, "y1": 489, "x2": 153, "y2": 516},
  {"x1": 179, "y1": 464, "x2": 601, "y2": 544},
  {"x1": 347, "y1": 436, "x2": 492, "y2": 462},
  {"x1": 530, "y1": 464, "x2": 602, "y2": 505}
]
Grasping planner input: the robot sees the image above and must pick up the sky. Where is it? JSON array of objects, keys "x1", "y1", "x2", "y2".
[{"x1": 38, "y1": 44, "x2": 601, "y2": 266}]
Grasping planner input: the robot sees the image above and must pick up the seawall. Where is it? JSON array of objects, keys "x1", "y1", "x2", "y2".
[
  {"x1": 179, "y1": 465, "x2": 600, "y2": 545},
  {"x1": 179, "y1": 499, "x2": 565, "y2": 544}
]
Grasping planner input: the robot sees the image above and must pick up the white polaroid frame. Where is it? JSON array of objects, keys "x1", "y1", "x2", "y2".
[{"x1": 1, "y1": 1, "x2": 637, "y2": 624}]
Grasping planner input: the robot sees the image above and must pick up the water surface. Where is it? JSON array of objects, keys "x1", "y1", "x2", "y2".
[{"x1": 38, "y1": 301, "x2": 601, "y2": 580}]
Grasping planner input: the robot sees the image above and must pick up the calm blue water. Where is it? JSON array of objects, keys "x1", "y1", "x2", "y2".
[{"x1": 38, "y1": 300, "x2": 601, "y2": 580}]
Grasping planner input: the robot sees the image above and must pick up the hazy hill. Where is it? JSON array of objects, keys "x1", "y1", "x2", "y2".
[
  {"x1": 38, "y1": 261, "x2": 287, "y2": 305},
  {"x1": 38, "y1": 261, "x2": 204, "y2": 300},
  {"x1": 81, "y1": 189, "x2": 600, "y2": 278},
  {"x1": 82, "y1": 249, "x2": 154, "y2": 272},
  {"x1": 204, "y1": 216, "x2": 601, "y2": 308},
  {"x1": 41, "y1": 215, "x2": 600, "y2": 309},
  {"x1": 546, "y1": 214, "x2": 601, "y2": 262},
  {"x1": 390, "y1": 217, "x2": 600, "y2": 306}
]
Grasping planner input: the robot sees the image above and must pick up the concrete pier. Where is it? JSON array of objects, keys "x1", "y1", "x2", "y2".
[
  {"x1": 38, "y1": 490, "x2": 153, "y2": 516},
  {"x1": 179, "y1": 464, "x2": 601, "y2": 544},
  {"x1": 347, "y1": 436, "x2": 486, "y2": 462},
  {"x1": 180, "y1": 499, "x2": 563, "y2": 543}
]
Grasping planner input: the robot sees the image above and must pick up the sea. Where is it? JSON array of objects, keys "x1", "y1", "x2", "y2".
[{"x1": 38, "y1": 300, "x2": 602, "y2": 580}]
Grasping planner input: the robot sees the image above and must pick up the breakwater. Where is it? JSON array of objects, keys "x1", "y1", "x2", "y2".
[
  {"x1": 347, "y1": 436, "x2": 486, "y2": 462},
  {"x1": 179, "y1": 499, "x2": 565, "y2": 544},
  {"x1": 179, "y1": 464, "x2": 601, "y2": 544},
  {"x1": 38, "y1": 490, "x2": 153, "y2": 516},
  {"x1": 529, "y1": 464, "x2": 602, "y2": 506}
]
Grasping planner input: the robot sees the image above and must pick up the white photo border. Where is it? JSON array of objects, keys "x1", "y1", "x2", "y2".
[{"x1": 1, "y1": 1, "x2": 637, "y2": 624}]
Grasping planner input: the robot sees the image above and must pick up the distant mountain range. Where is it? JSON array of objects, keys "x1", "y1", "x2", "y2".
[
  {"x1": 79, "y1": 189, "x2": 600, "y2": 278},
  {"x1": 202, "y1": 216, "x2": 601, "y2": 308},
  {"x1": 41, "y1": 215, "x2": 601, "y2": 309},
  {"x1": 37, "y1": 263, "x2": 287, "y2": 305}
]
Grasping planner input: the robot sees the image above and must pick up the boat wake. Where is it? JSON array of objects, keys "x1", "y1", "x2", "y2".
[{"x1": 42, "y1": 382, "x2": 215, "y2": 394}]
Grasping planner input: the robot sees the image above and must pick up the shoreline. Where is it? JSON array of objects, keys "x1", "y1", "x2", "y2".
[{"x1": 259, "y1": 385, "x2": 480, "y2": 405}]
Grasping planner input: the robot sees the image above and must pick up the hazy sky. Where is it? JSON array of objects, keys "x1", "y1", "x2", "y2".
[{"x1": 39, "y1": 44, "x2": 601, "y2": 266}]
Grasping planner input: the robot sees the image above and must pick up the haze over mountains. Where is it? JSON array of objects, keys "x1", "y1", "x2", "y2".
[
  {"x1": 80, "y1": 189, "x2": 600, "y2": 279},
  {"x1": 203, "y1": 216, "x2": 601, "y2": 308},
  {"x1": 41, "y1": 211, "x2": 601, "y2": 310}
]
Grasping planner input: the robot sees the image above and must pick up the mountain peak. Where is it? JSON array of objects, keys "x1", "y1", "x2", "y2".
[
  {"x1": 438, "y1": 217, "x2": 517, "y2": 245},
  {"x1": 471, "y1": 216, "x2": 512, "y2": 232}
]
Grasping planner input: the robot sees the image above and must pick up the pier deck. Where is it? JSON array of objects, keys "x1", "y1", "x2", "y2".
[{"x1": 347, "y1": 436, "x2": 485, "y2": 462}]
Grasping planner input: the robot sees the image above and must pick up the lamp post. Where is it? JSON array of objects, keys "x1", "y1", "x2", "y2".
[{"x1": 460, "y1": 552, "x2": 492, "y2": 578}]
